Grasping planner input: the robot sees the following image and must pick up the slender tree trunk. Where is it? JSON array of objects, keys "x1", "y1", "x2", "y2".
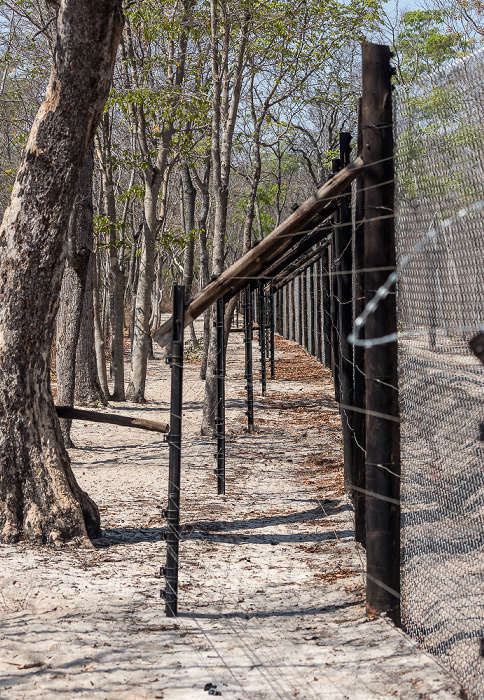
[
  {"x1": 97, "y1": 117, "x2": 125, "y2": 400},
  {"x1": 181, "y1": 164, "x2": 198, "y2": 345},
  {"x1": 92, "y1": 254, "x2": 110, "y2": 400},
  {"x1": 127, "y1": 178, "x2": 160, "y2": 402},
  {"x1": 0, "y1": 0, "x2": 123, "y2": 545},
  {"x1": 193, "y1": 163, "x2": 211, "y2": 380},
  {"x1": 56, "y1": 148, "x2": 95, "y2": 446},
  {"x1": 74, "y1": 146, "x2": 108, "y2": 407},
  {"x1": 201, "y1": 4, "x2": 249, "y2": 434}
]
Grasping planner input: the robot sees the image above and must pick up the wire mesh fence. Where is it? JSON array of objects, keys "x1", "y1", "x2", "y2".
[{"x1": 395, "y1": 49, "x2": 484, "y2": 697}]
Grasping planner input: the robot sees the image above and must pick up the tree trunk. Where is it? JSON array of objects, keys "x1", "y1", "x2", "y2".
[
  {"x1": 181, "y1": 164, "x2": 198, "y2": 346},
  {"x1": 126, "y1": 179, "x2": 159, "y2": 402},
  {"x1": 74, "y1": 146, "x2": 108, "y2": 408},
  {"x1": 0, "y1": 0, "x2": 124, "y2": 546},
  {"x1": 77, "y1": 255, "x2": 108, "y2": 406},
  {"x1": 56, "y1": 151, "x2": 93, "y2": 447},
  {"x1": 92, "y1": 253, "x2": 110, "y2": 400},
  {"x1": 201, "y1": 5, "x2": 249, "y2": 434},
  {"x1": 193, "y1": 163, "x2": 211, "y2": 380},
  {"x1": 97, "y1": 115, "x2": 125, "y2": 401}
]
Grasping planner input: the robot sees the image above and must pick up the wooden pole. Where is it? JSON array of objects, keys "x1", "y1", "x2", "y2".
[
  {"x1": 362, "y1": 42, "x2": 400, "y2": 625},
  {"x1": 353, "y1": 98, "x2": 367, "y2": 546},
  {"x1": 56, "y1": 406, "x2": 169, "y2": 435},
  {"x1": 337, "y1": 132, "x2": 355, "y2": 494},
  {"x1": 153, "y1": 159, "x2": 363, "y2": 347}
]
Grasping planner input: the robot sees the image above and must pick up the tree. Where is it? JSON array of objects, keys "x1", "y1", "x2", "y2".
[
  {"x1": 0, "y1": 0, "x2": 124, "y2": 545},
  {"x1": 391, "y1": 9, "x2": 471, "y2": 83}
]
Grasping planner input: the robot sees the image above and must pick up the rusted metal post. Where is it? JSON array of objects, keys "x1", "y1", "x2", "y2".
[{"x1": 362, "y1": 42, "x2": 401, "y2": 625}]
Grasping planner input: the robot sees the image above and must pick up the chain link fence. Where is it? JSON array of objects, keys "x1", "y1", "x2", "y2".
[{"x1": 395, "y1": 49, "x2": 484, "y2": 698}]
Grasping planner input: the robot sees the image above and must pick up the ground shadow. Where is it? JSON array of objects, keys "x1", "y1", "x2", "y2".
[{"x1": 93, "y1": 502, "x2": 354, "y2": 548}]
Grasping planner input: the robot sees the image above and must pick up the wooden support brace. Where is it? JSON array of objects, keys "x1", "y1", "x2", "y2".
[
  {"x1": 56, "y1": 406, "x2": 169, "y2": 435},
  {"x1": 152, "y1": 158, "x2": 363, "y2": 348}
]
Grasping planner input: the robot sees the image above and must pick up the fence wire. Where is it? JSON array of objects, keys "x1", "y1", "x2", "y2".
[{"x1": 395, "y1": 48, "x2": 484, "y2": 699}]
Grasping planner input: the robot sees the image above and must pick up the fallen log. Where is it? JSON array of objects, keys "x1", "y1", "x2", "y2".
[{"x1": 56, "y1": 406, "x2": 169, "y2": 435}]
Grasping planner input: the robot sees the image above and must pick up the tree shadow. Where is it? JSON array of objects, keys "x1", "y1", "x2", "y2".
[
  {"x1": 93, "y1": 501, "x2": 354, "y2": 548},
  {"x1": 180, "y1": 600, "x2": 361, "y2": 620}
]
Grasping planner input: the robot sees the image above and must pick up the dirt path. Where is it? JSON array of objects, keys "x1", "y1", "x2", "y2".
[{"x1": 0, "y1": 321, "x2": 463, "y2": 699}]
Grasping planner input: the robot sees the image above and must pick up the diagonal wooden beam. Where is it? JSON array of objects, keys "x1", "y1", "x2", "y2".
[
  {"x1": 224, "y1": 200, "x2": 337, "y2": 302},
  {"x1": 153, "y1": 156, "x2": 363, "y2": 348},
  {"x1": 273, "y1": 236, "x2": 332, "y2": 290}
]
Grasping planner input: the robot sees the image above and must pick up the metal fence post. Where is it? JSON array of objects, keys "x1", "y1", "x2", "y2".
[
  {"x1": 322, "y1": 247, "x2": 332, "y2": 367},
  {"x1": 163, "y1": 283, "x2": 185, "y2": 618},
  {"x1": 215, "y1": 293, "x2": 225, "y2": 495},
  {"x1": 258, "y1": 280, "x2": 267, "y2": 396},
  {"x1": 331, "y1": 157, "x2": 342, "y2": 402},
  {"x1": 244, "y1": 285, "x2": 254, "y2": 432},
  {"x1": 269, "y1": 281, "x2": 275, "y2": 379},
  {"x1": 362, "y1": 42, "x2": 401, "y2": 625}
]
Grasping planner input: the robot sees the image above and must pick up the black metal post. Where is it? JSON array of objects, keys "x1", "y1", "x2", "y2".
[
  {"x1": 269, "y1": 281, "x2": 275, "y2": 379},
  {"x1": 265, "y1": 288, "x2": 270, "y2": 360},
  {"x1": 215, "y1": 294, "x2": 225, "y2": 495},
  {"x1": 322, "y1": 246, "x2": 332, "y2": 367},
  {"x1": 258, "y1": 281, "x2": 267, "y2": 395},
  {"x1": 362, "y1": 42, "x2": 400, "y2": 625},
  {"x1": 331, "y1": 157, "x2": 342, "y2": 402},
  {"x1": 316, "y1": 259, "x2": 323, "y2": 362},
  {"x1": 163, "y1": 284, "x2": 185, "y2": 618},
  {"x1": 244, "y1": 286, "x2": 254, "y2": 432}
]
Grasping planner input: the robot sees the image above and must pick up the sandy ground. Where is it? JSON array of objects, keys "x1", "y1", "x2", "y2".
[{"x1": 0, "y1": 321, "x2": 465, "y2": 699}]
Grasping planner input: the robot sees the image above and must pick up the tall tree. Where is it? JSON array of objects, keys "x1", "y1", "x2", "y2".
[{"x1": 0, "y1": 0, "x2": 124, "y2": 545}]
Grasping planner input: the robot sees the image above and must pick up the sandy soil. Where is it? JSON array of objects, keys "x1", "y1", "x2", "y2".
[{"x1": 0, "y1": 322, "x2": 464, "y2": 699}]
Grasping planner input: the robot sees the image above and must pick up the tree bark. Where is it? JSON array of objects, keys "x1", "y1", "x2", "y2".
[
  {"x1": 56, "y1": 153, "x2": 93, "y2": 447},
  {"x1": 193, "y1": 163, "x2": 211, "y2": 380},
  {"x1": 201, "y1": 5, "x2": 250, "y2": 434},
  {"x1": 92, "y1": 253, "x2": 110, "y2": 400},
  {"x1": 0, "y1": 0, "x2": 124, "y2": 546},
  {"x1": 96, "y1": 115, "x2": 125, "y2": 401},
  {"x1": 181, "y1": 164, "x2": 198, "y2": 346},
  {"x1": 74, "y1": 148, "x2": 108, "y2": 408}
]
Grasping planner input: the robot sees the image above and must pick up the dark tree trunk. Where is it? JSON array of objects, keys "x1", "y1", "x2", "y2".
[{"x1": 0, "y1": 0, "x2": 124, "y2": 546}]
